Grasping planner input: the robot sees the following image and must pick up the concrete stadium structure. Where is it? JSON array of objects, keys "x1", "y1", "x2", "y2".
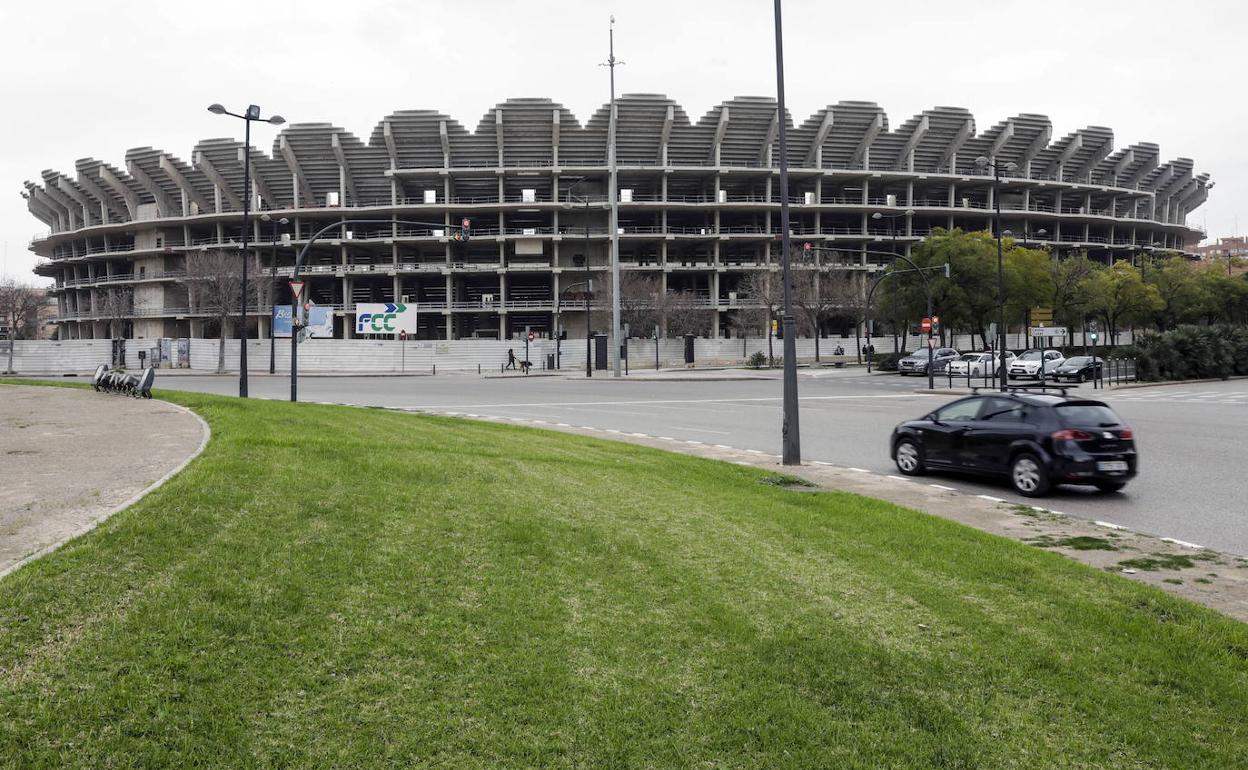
[{"x1": 23, "y1": 96, "x2": 1211, "y2": 341}]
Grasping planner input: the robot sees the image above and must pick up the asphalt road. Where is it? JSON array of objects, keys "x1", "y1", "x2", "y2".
[{"x1": 146, "y1": 369, "x2": 1248, "y2": 555}]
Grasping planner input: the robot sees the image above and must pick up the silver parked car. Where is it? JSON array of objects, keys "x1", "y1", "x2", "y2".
[{"x1": 897, "y1": 347, "x2": 960, "y2": 375}]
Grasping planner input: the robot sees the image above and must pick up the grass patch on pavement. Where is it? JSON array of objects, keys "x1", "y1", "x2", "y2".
[{"x1": 0, "y1": 385, "x2": 1246, "y2": 768}]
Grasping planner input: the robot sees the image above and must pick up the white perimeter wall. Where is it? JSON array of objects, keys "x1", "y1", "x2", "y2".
[{"x1": 5, "y1": 331, "x2": 1135, "y2": 375}]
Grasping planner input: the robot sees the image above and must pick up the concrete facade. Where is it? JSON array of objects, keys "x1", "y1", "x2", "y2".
[{"x1": 23, "y1": 97, "x2": 1211, "y2": 341}]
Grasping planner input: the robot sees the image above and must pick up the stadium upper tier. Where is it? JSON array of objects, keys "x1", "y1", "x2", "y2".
[{"x1": 25, "y1": 96, "x2": 1209, "y2": 244}]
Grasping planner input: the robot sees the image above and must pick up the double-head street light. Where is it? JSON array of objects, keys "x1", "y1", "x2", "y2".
[
  {"x1": 563, "y1": 177, "x2": 602, "y2": 377},
  {"x1": 260, "y1": 213, "x2": 289, "y2": 374},
  {"x1": 207, "y1": 103, "x2": 285, "y2": 398},
  {"x1": 976, "y1": 155, "x2": 1018, "y2": 392}
]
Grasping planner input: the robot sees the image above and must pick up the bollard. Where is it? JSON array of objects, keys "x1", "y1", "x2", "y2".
[
  {"x1": 433, "y1": 364, "x2": 436, "y2": 375},
  {"x1": 478, "y1": 363, "x2": 481, "y2": 375}
]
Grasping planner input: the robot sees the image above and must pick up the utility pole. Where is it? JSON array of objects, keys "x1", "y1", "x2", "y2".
[
  {"x1": 773, "y1": 0, "x2": 800, "y2": 465},
  {"x1": 602, "y1": 16, "x2": 623, "y2": 377}
]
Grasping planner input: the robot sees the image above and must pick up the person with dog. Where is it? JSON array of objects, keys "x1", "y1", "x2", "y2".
[{"x1": 506, "y1": 348, "x2": 517, "y2": 370}]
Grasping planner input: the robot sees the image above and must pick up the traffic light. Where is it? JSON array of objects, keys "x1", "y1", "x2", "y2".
[
  {"x1": 803, "y1": 242, "x2": 812, "y2": 254},
  {"x1": 459, "y1": 217, "x2": 471, "y2": 242}
]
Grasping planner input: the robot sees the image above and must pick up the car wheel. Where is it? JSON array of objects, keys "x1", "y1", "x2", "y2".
[
  {"x1": 1080, "y1": 371, "x2": 1091, "y2": 382},
  {"x1": 1094, "y1": 481, "x2": 1126, "y2": 493},
  {"x1": 894, "y1": 439, "x2": 925, "y2": 476},
  {"x1": 1010, "y1": 453, "x2": 1050, "y2": 497}
]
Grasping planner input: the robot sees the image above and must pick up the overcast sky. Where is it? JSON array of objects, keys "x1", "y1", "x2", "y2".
[{"x1": 2, "y1": 0, "x2": 1243, "y2": 281}]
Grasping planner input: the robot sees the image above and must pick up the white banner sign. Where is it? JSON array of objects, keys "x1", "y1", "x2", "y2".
[{"x1": 354, "y1": 303, "x2": 418, "y2": 335}]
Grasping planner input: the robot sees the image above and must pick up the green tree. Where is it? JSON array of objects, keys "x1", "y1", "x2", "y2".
[
  {"x1": 1085, "y1": 261, "x2": 1162, "y2": 344},
  {"x1": 1047, "y1": 253, "x2": 1101, "y2": 331},
  {"x1": 1144, "y1": 256, "x2": 1203, "y2": 331},
  {"x1": 1195, "y1": 268, "x2": 1248, "y2": 325}
]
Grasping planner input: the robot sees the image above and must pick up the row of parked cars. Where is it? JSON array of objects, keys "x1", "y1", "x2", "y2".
[{"x1": 896, "y1": 348, "x2": 1105, "y2": 382}]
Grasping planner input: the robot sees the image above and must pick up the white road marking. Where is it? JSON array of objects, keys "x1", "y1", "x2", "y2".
[
  {"x1": 848, "y1": 467, "x2": 870, "y2": 473},
  {"x1": 928, "y1": 484, "x2": 956, "y2": 491},
  {"x1": 629, "y1": 432, "x2": 649, "y2": 437},
  {"x1": 657, "y1": 436, "x2": 675, "y2": 441},
  {"x1": 714, "y1": 444, "x2": 734, "y2": 449},
  {"x1": 685, "y1": 440, "x2": 704, "y2": 445},
  {"x1": 887, "y1": 475, "x2": 913, "y2": 482},
  {"x1": 976, "y1": 494, "x2": 1005, "y2": 502},
  {"x1": 405, "y1": 393, "x2": 936, "y2": 410},
  {"x1": 1095, "y1": 520, "x2": 1126, "y2": 530},
  {"x1": 812, "y1": 460, "x2": 834, "y2": 466}
]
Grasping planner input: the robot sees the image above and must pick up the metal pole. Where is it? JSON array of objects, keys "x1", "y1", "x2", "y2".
[
  {"x1": 774, "y1": 0, "x2": 800, "y2": 465},
  {"x1": 607, "y1": 17, "x2": 622, "y2": 378},
  {"x1": 269, "y1": 220, "x2": 277, "y2": 374},
  {"x1": 239, "y1": 116, "x2": 251, "y2": 397},
  {"x1": 585, "y1": 202, "x2": 592, "y2": 377},
  {"x1": 995, "y1": 165, "x2": 1007, "y2": 392}
]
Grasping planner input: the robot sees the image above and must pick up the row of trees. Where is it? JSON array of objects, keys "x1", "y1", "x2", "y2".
[{"x1": 875, "y1": 229, "x2": 1248, "y2": 348}]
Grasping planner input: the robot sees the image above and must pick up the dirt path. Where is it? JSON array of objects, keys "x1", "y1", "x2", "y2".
[{"x1": 0, "y1": 384, "x2": 207, "y2": 577}]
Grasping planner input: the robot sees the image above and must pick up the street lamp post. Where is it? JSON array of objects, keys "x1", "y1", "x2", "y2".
[
  {"x1": 601, "y1": 16, "x2": 624, "y2": 377},
  {"x1": 976, "y1": 155, "x2": 1018, "y2": 392},
  {"x1": 563, "y1": 177, "x2": 601, "y2": 378},
  {"x1": 807, "y1": 243, "x2": 945, "y2": 390},
  {"x1": 207, "y1": 103, "x2": 284, "y2": 398},
  {"x1": 871, "y1": 209, "x2": 924, "y2": 384},
  {"x1": 773, "y1": 0, "x2": 800, "y2": 465},
  {"x1": 289, "y1": 218, "x2": 469, "y2": 401},
  {"x1": 261, "y1": 213, "x2": 289, "y2": 374}
]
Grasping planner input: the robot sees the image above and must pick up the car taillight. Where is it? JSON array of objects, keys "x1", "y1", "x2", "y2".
[
  {"x1": 1052, "y1": 429, "x2": 1093, "y2": 441},
  {"x1": 1119, "y1": 428, "x2": 1134, "y2": 440}
]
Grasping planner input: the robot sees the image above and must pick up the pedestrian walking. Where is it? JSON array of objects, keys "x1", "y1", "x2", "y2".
[{"x1": 506, "y1": 348, "x2": 517, "y2": 370}]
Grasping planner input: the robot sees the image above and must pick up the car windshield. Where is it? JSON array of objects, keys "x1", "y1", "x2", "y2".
[
  {"x1": 959, "y1": 354, "x2": 979, "y2": 361},
  {"x1": 1065, "y1": 356, "x2": 1092, "y2": 366},
  {"x1": 1056, "y1": 403, "x2": 1122, "y2": 427},
  {"x1": 1019, "y1": 351, "x2": 1042, "y2": 361},
  {"x1": 909, "y1": 350, "x2": 927, "y2": 357}
]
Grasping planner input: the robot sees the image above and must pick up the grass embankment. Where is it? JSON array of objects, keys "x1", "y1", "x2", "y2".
[{"x1": 0, "y1": 386, "x2": 1245, "y2": 768}]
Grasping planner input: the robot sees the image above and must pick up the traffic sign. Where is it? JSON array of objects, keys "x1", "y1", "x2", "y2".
[
  {"x1": 289, "y1": 281, "x2": 305, "y2": 298},
  {"x1": 1031, "y1": 306, "x2": 1054, "y2": 324},
  {"x1": 1031, "y1": 326, "x2": 1068, "y2": 339},
  {"x1": 920, "y1": 317, "x2": 932, "y2": 332}
]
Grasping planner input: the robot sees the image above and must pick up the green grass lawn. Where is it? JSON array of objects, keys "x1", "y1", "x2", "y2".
[{"x1": 0, "y1": 385, "x2": 1246, "y2": 768}]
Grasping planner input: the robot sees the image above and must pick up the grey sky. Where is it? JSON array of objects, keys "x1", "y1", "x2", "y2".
[{"x1": 2, "y1": 0, "x2": 1242, "y2": 281}]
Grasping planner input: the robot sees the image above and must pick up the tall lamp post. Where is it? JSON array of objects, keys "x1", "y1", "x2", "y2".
[
  {"x1": 563, "y1": 177, "x2": 601, "y2": 377},
  {"x1": 601, "y1": 17, "x2": 624, "y2": 377},
  {"x1": 773, "y1": 0, "x2": 800, "y2": 465},
  {"x1": 976, "y1": 155, "x2": 1018, "y2": 391},
  {"x1": 207, "y1": 103, "x2": 284, "y2": 398},
  {"x1": 261, "y1": 213, "x2": 289, "y2": 374}
]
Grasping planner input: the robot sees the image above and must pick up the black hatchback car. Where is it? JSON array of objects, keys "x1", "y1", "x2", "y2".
[
  {"x1": 1051, "y1": 356, "x2": 1103, "y2": 383},
  {"x1": 890, "y1": 389, "x2": 1137, "y2": 496}
]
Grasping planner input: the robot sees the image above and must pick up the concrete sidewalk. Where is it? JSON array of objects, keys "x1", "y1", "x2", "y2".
[{"x1": 0, "y1": 385, "x2": 208, "y2": 577}]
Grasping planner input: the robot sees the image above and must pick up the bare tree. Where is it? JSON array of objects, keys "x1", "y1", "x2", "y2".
[
  {"x1": 0, "y1": 280, "x2": 45, "y2": 374},
  {"x1": 738, "y1": 270, "x2": 782, "y2": 364},
  {"x1": 665, "y1": 290, "x2": 714, "y2": 338},
  {"x1": 184, "y1": 249, "x2": 264, "y2": 373},
  {"x1": 99, "y1": 287, "x2": 133, "y2": 340}
]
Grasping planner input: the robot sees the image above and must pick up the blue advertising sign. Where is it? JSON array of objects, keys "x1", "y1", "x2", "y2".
[{"x1": 273, "y1": 306, "x2": 333, "y2": 338}]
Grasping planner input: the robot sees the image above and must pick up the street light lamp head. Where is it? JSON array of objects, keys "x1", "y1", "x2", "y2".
[
  {"x1": 904, "y1": 209, "x2": 915, "y2": 217},
  {"x1": 871, "y1": 212, "x2": 882, "y2": 220},
  {"x1": 279, "y1": 217, "x2": 289, "y2": 225},
  {"x1": 1003, "y1": 229, "x2": 1013, "y2": 238},
  {"x1": 207, "y1": 103, "x2": 227, "y2": 115},
  {"x1": 245, "y1": 105, "x2": 261, "y2": 120},
  {"x1": 975, "y1": 156, "x2": 990, "y2": 167},
  {"x1": 260, "y1": 213, "x2": 271, "y2": 222},
  {"x1": 1005, "y1": 162, "x2": 1019, "y2": 173},
  {"x1": 268, "y1": 115, "x2": 286, "y2": 126},
  {"x1": 1037, "y1": 228, "x2": 1048, "y2": 237}
]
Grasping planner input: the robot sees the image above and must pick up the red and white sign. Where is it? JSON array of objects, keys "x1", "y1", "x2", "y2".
[
  {"x1": 920, "y1": 317, "x2": 932, "y2": 331},
  {"x1": 527, "y1": 331, "x2": 536, "y2": 342},
  {"x1": 289, "y1": 281, "x2": 305, "y2": 298}
]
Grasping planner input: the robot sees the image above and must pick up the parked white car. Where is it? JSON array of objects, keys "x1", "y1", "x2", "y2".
[
  {"x1": 947, "y1": 352, "x2": 995, "y2": 377},
  {"x1": 1008, "y1": 349, "x2": 1066, "y2": 380}
]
